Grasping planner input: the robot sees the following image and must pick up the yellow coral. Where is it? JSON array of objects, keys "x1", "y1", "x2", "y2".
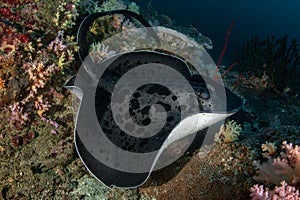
[
  {"x1": 58, "y1": 52, "x2": 66, "y2": 69},
  {"x1": 34, "y1": 95, "x2": 50, "y2": 117}
]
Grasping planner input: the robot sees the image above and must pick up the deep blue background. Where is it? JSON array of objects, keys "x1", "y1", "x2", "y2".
[{"x1": 137, "y1": 0, "x2": 300, "y2": 66}]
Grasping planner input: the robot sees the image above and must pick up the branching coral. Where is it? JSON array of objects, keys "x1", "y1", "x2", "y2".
[
  {"x1": 0, "y1": 0, "x2": 78, "y2": 129},
  {"x1": 9, "y1": 102, "x2": 29, "y2": 126},
  {"x1": 89, "y1": 43, "x2": 116, "y2": 64},
  {"x1": 5, "y1": 34, "x2": 77, "y2": 126},
  {"x1": 84, "y1": 7, "x2": 141, "y2": 56},
  {"x1": 1, "y1": 0, "x2": 79, "y2": 40},
  {"x1": 214, "y1": 120, "x2": 242, "y2": 143},
  {"x1": 34, "y1": 95, "x2": 51, "y2": 117}
]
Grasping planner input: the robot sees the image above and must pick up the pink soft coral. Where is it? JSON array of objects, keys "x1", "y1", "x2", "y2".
[
  {"x1": 250, "y1": 141, "x2": 300, "y2": 200},
  {"x1": 250, "y1": 181, "x2": 300, "y2": 200},
  {"x1": 254, "y1": 141, "x2": 300, "y2": 187}
]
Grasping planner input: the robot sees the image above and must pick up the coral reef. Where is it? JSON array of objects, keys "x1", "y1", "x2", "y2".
[
  {"x1": 0, "y1": 0, "x2": 78, "y2": 128},
  {"x1": 0, "y1": 0, "x2": 81, "y2": 198},
  {"x1": 0, "y1": 0, "x2": 299, "y2": 199},
  {"x1": 1, "y1": 0, "x2": 79, "y2": 39}
]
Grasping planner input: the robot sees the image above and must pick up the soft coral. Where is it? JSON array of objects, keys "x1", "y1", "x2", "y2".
[
  {"x1": 250, "y1": 181, "x2": 300, "y2": 200},
  {"x1": 254, "y1": 141, "x2": 300, "y2": 187},
  {"x1": 250, "y1": 141, "x2": 300, "y2": 200}
]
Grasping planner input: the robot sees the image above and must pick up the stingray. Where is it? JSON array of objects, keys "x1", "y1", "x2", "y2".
[{"x1": 65, "y1": 10, "x2": 243, "y2": 188}]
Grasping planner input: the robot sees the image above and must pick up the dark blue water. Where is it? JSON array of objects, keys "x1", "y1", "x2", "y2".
[{"x1": 137, "y1": 0, "x2": 300, "y2": 66}]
